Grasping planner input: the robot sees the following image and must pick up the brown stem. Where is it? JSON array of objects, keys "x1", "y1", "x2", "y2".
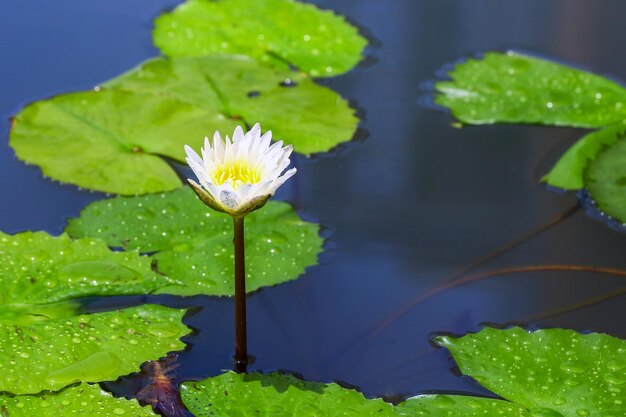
[
  {"x1": 522, "y1": 285, "x2": 626, "y2": 322},
  {"x1": 233, "y1": 216, "x2": 248, "y2": 372}
]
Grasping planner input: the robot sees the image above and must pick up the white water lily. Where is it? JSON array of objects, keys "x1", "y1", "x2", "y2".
[{"x1": 184, "y1": 123, "x2": 297, "y2": 217}]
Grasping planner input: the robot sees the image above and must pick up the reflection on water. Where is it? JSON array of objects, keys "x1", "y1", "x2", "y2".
[{"x1": 3, "y1": 0, "x2": 626, "y2": 400}]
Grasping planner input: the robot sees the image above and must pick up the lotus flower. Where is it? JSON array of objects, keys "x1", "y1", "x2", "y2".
[{"x1": 184, "y1": 123, "x2": 296, "y2": 218}]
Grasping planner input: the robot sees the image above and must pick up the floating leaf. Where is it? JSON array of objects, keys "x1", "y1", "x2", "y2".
[
  {"x1": 66, "y1": 187, "x2": 323, "y2": 296},
  {"x1": 9, "y1": 89, "x2": 238, "y2": 195},
  {"x1": 0, "y1": 304, "x2": 188, "y2": 395},
  {"x1": 152, "y1": 0, "x2": 367, "y2": 77},
  {"x1": 0, "y1": 383, "x2": 157, "y2": 416},
  {"x1": 542, "y1": 125, "x2": 626, "y2": 190},
  {"x1": 584, "y1": 135, "x2": 626, "y2": 223},
  {"x1": 436, "y1": 51, "x2": 626, "y2": 127},
  {"x1": 436, "y1": 327, "x2": 626, "y2": 417},
  {"x1": 180, "y1": 372, "x2": 397, "y2": 417},
  {"x1": 0, "y1": 231, "x2": 172, "y2": 305},
  {"x1": 0, "y1": 231, "x2": 189, "y2": 395},
  {"x1": 106, "y1": 55, "x2": 358, "y2": 155},
  {"x1": 397, "y1": 395, "x2": 529, "y2": 417}
]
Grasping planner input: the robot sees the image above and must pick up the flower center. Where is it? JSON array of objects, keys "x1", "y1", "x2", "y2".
[{"x1": 212, "y1": 160, "x2": 261, "y2": 189}]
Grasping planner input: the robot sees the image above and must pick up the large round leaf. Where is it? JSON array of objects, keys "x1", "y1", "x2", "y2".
[
  {"x1": 10, "y1": 89, "x2": 238, "y2": 195},
  {"x1": 436, "y1": 327, "x2": 626, "y2": 417},
  {"x1": 152, "y1": 0, "x2": 367, "y2": 77},
  {"x1": 65, "y1": 187, "x2": 323, "y2": 296},
  {"x1": 0, "y1": 383, "x2": 157, "y2": 416},
  {"x1": 436, "y1": 51, "x2": 626, "y2": 127},
  {"x1": 180, "y1": 372, "x2": 397, "y2": 417},
  {"x1": 584, "y1": 135, "x2": 626, "y2": 223},
  {"x1": 543, "y1": 125, "x2": 626, "y2": 190},
  {"x1": 106, "y1": 55, "x2": 359, "y2": 155},
  {"x1": 0, "y1": 304, "x2": 189, "y2": 395},
  {"x1": 0, "y1": 231, "x2": 172, "y2": 305}
]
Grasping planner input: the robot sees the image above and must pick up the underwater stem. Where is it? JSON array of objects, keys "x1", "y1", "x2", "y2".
[{"x1": 233, "y1": 216, "x2": 248, "y2": 372}]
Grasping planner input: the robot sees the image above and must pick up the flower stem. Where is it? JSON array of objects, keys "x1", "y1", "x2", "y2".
[{"x1": 233, "y1": 216, "x2": 248, "y2": 373}]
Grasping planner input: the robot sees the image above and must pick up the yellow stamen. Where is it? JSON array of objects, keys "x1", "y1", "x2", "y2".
[{"x1": 212, "y1": 160, "x2": 261, "y2": 189}]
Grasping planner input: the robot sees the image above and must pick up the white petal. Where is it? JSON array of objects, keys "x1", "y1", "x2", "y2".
[
  {"x1": 184, "y1": 145, "x2": 203, "y2": 166},
  {"x1": 219, "y1": 184, "x2": 241, "y2": 210},
  {"x1": 266, "y1": 167, "x2": 297, "y2": 195}
]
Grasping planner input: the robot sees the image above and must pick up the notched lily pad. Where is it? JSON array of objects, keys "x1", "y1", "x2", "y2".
[
  {"x1": 436, "y1": 326, "x2": 626, "y2": 417},
  {"x1": 543, "y1": 125, "x2": 626, "y2": 190},
  {"x1": 180, "y1": 372, "x2": 397, "y2": 417},
  {"x1": 0, "y1": 383, "x2": 157, "y2": 416},
  {"x1": 9, "y1": 89, "x2": 238, "y2": 195},
  {"x1": 153, "y1": 0, "x2": 368, "y2": 77},
  {"x1": 436, "y1": 51, "x2": 626, "y2": 127},
  {"x1": 105, "y1": 55, "x2": 359, "y2": 155},
  {"x1": 65, "y1": 187, "x2": 324, "y2": 296}
]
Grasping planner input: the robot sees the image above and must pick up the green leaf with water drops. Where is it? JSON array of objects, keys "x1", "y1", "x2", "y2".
[
  {"x1": 0, "y1": 304, "x2": 189, "y2": 395},
  {"x1": 396, "y1": 395, "x2": 530, "y2": 417},
  {"x1": 0, "y1": 383, "x2": 157, "y2": 416},
  {"x1": 542, "y1": 125, "x2": 626, "y2": 190},
  {"x1": 105, "y1": 55, "x2": 359, "y2": 155},
  {"x1": 180, "y1": 371, "x2": 398, "y2": 417},
  {"x1": 436, "y1": 326, "x2": 626, "y2": 417},
  {"x1": 584, "y1": 134, "x2": 626, "y2": 224},
  {"x1": 65, "y1": 187, "x2": 323, "y2": 296},
  {"x1": 0, "y1": 231, "x2": 173, "y2": 305},
  {"x1": 152, "y1": 0, "x2": 367, "y2": 77},
  {"x1": 436, "y1": 51, "x2": 626, "y2": 127},
  {"x1": 9, "y1": 89, "x2": 238, "y2": 195}
]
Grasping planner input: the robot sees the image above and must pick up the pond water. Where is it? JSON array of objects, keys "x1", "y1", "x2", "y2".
[{"x1": 3, "y1": 0, "x2": 626, "y2": 405}]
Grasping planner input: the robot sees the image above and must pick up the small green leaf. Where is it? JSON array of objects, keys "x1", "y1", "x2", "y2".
[
  {"x1": 584, "y1": 135, "x2": 626, "y2": 223},
  {"x1": 0, "y1": 231, "x2": 172, "y2": 305},
  {"x1": 106, "y1": 55, "x2": 359, "y2": 155},
  {"x1": 436, "y1": 51, "x2": 626, "y2": 127},
  {"x1": 0, "y1": 383, "x2": 157, "y2": 416},
  {"x1": 397, "y1": 395, "x2": 529, "y2": 417},
  {"x1": 0, "y1": 304, "x2": 189, "y2": 395},
  {"x1": 152, "y1": 0, "x2": 367, "y2": 77},
  {"x1": 9, "y1": 89, "x2": 238, "y2": 195},
  {"x1": 543, "y1": 125, "x2": 626, "y2": 190},
  {"x1": 180, "y1": 372, "x2": 397, "y2": 417},
  {"x1": 436, "y1": 327, "x2": 626, "y2": 417},
  {"x1": 65, "y1": 187, "x2": 323, "y2": 296}
]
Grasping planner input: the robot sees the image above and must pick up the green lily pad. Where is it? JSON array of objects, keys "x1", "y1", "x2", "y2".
[
  {"x1": 180, "y1": 372, "x2": 397, "y2": 417},
  {"x1": 436, "y1": 51, "x2": 626, "y2": 127},
  {"x1": 65, "y1": 187, "x2": 323, "y2": 296},
  {"x1": 436, "y1": 327, "x2": 626, "y2": 417},
  {"x1": 181, "y1": 372, "x2": 532, "y2": 417},
  {"x1": 584, "y1": 135, "x2": 626, "y2": 223},
  {"x1": 0, "y1": 305, "x2": 188, "y2": 395},
  {"x1": 397, "y1": 395, "x2": 529, "y2": 417},
  {"x1": 0, "y1": 231, "x2": 189, "y2": 395},
  {"x1": 0, "y1": 231, "x2": 172, "y2": 305},
  {"x1": 542, "y1": 125, "x2": 626, "y2": 190},
  {"x1": 0, "y1": 383, "x2": 157, "y2": 416},
  {"x1": 105, "y1": 55, "x2": 359, "y2": 155},
  {"x1": 152, "y1": 0, "x2": 367, "y2": 77},
  {"x1": 9, "y1": 89, "x2": 238, "y2": 195}
]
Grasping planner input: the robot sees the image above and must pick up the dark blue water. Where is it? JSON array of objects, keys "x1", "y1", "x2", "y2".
[{"x1": 3, "y1": 0, "x2": 626, "y2": 401}]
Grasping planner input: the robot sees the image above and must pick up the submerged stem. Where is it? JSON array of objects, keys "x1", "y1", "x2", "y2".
[{"x1": 233, "y1": 216, "x2": 248, "y2": 372}]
